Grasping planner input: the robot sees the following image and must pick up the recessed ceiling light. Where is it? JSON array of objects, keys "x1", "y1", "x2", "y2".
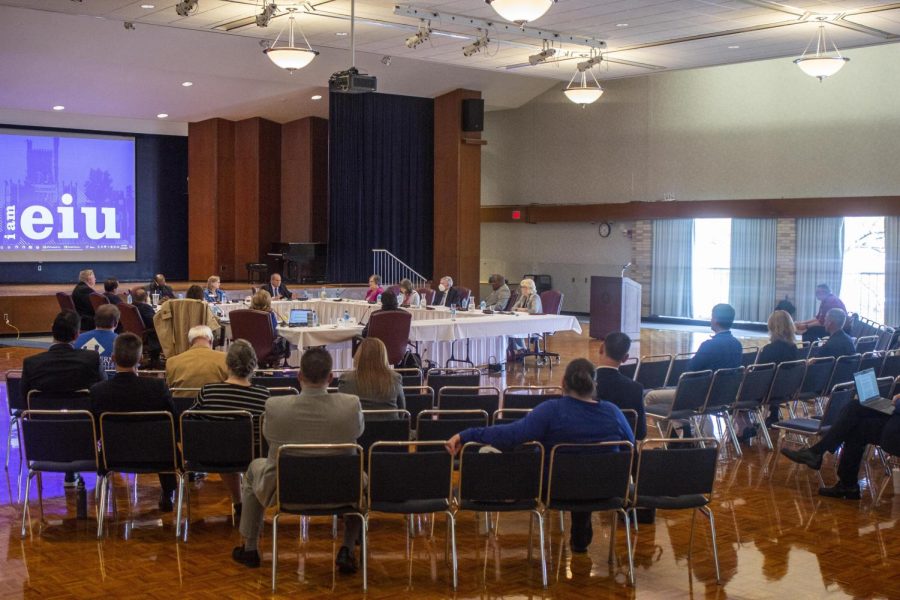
[
  {"x1": 615, "y1": 23, "x2": 628, "y2": 27},
  {"x1": 140, "y1": 3, "x2": 155, "y2": 8},
  {"x1": 311, "y1": 94, "x2": 323, "y2": 100},
  {"x1": 728, "y1": 45, "x2": 740, "y2": 49},
  {"x1": 335, "y1": 31, "x2": 348, "y2": 36},
  {"x1": 52, "y1": 105, "x2": 65, "y2": 111},
  {"x1": 157, "y1": 113, "x2": 168, "y2": 119},
  {"x1": 182, "y1": 81, "x2": 193, "y2": 87}
]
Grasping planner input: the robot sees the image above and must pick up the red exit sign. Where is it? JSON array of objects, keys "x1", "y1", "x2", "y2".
[{"x1": 511, "y1": 210, "x2": 521, "y2": 220}]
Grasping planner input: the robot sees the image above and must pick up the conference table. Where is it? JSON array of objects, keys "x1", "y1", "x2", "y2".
[{"x1": 218, "y1": 299, "x2": 582, "y2": 369}]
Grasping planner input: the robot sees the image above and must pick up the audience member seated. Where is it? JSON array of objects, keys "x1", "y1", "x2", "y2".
[
  {"x1": 445, "y1": 359, "x2": 634, "y2": 554},
  {"x1": 644, "y1": 303, "x2": 742, "y2": 432},
  {"x1": 72, "y1": 268, "x2": 97, "y2": 330},
  {"x1": 261, "y1": 273, "x2": 292, "y2": 301},
  {"x1": 232, "y1": 348, "x2": 364, "y2": 572},
  {"x1": 432, "y1": 275, "x2": 461, "y2": 307},
  {"x1": 365, "y1": 274, "x2": 384, "y2": 303},
  {"x1": 507, "y1": 278, "x2": 544, "y2": 358},
  {"x1": 338, "y1": 338, "x2": 405, "y2": 417},
  {"x1": 90, "y1": 333, "x2": 178, "y2": 511},
  {"x1": 186, "y1": 284, "x2": 204, "y2": 300},
  {"x1": 745, "y1": 309, "x2": 800, "y2": 435},
  {"x1": 153, "y1": 294, "x2": 221, "y2": 357},
  {"x1": 360, "y1": 290, "x2": 400, "y2": 338},
  {"x1": 484, "y1": 273, "x2": 511, "y2": 311},
  {"x1": 148, "y1": 273, "x2": 176, "y2": 301},
  {"x1": 816, "y1": 308, "x2": 855, "y2": 360},
  {"x1": 103, "y1": 277, "x2": 123, "y2": 304},
  {"x1": 595, "y1": 332, "x2": 646, "y2": 440},
  {"x1": 165, "y1": 325, "x2": 227, "y2": 396},
  {"x1": 796, "y1": 284, "x2": 846, "y2": 342},
  {"x1": 397, "y1": 278, "x2": 420, "y2": 307},
  {"x1": 75, "y1": 304, "x2": 120, "y2": 371},
  {"x1": 781, "y1": 393, "x2": 900, "y2": 500},
  {"x1": 132, "y1": 288, "x2": 162, "y2": 367},
  {"x1": 204, "y1": 275, "x2": 227, "y2": 303},
  {"x1": 21, "y1": 310, "x2": 106, "y2": 486},
  {"x1": 192, "y1": 339, "x2": 270, "y2": 515},
  {"x1": 251, "y1": 290, "x2": 279, "y2": 330}
]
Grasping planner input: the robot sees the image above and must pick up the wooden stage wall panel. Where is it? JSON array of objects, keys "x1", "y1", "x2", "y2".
[{"x1": 0, "y1": 295, "x2": 60, "y2": 335}]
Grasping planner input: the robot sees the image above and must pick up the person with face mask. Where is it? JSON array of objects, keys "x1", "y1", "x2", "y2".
[{"x1": 432, "y1": 275, "x2": 461, "y2": 307}]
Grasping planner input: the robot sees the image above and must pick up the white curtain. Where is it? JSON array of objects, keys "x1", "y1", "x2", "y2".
[
  {"x1": 651, "y1": 219, "x2": 693, "y2": 317},
  {"x1": 885, "y1": 216, "x2": 900, "y2": 326},
  {"x1": 729, "y1": 218, "x2": 777, "y2": 323},
  {"x1": 795, "y1": 217, "x2": 844, "y2": 320}
]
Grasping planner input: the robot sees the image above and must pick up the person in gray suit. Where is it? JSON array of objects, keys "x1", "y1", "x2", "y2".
[
  {"x1": 232, "y1": 348, "x2": 364, "y2": 573},
  {"x1": 484, "y1": 274, "x2": 510, "y2": 311}
]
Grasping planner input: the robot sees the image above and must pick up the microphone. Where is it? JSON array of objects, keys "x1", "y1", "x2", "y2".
[{"x1": 621, "y1": 262, "x2": 632, "y2": 277}]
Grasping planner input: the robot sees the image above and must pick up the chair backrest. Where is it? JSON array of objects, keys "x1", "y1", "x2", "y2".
[
  {"x1": 877, "y1": 376, "x2": 894, "y2": 399},
  {"x1": 634, "y1": 438, "x2": 719, "y2": 500},
  {"x1": 394, "y1": 367, "x2": 423, "y2": 387},
  {"x1": 368, "y1": 441, "x2": 452, "y2": 506},
  {"x1": 118, "y1": 303, "x2": 146, "y2": 337},
  {"x1": 504, "y1": 290, "x2": 520, "y2": 312},
  {"x1": 669, "y1": 370, "x2": 714, "y2": 415},
  {"x1": 416, "y1": 288, "x2": 435, "y2": 305},
  {"x1": 492, "y1": 408, "x2": 532, "y2": 425},
  {"x1": 276, "y1": 444, "x2": 363, "y2": 511},
  {"x1": 180, "y1": 410, "x2": 255, "y2": 471},
  {"x1": 618, "y1": 357, "x2": 639, "y2": 380},
  {"x1": 620, "y1": 409, "x2": 639, "y2": 436},
  {"x1": 808, "y1": 339, "x2": 828, "y2": 359},
  {"x1": 267, "y1": 386, "x2": 300, "y2": 397},
  {"x1": 881, "y1": 349, "x2": 900, "y2": 379},
  {"x1": 402, "y1": 386, "x2": 435, "y2": 429},
  {"x1": 366, "y1": 310, "x2": 413, "y2": 366},
  {"x1": 502, "y1": 386, "x2": 564, "y2": 410},
  {"x1": 357, "y1": 410, "x2": 411, "y2": 453},
  {"x1": 21, "y1": 410, "x2": 98, "y2": 469},
  {"x1": 458, "y1": 441, "x2": 543, "y2": 505},
  {"x1": 827, "y1": 353, "x2": 861, "y2": 390},
  {"x1": 386, "y1": 285, "x2": 402, "y2": 297},
  {"x1": 229, "y1": 309, "x2": 277, "y2": 364},
  {"x1": 634, "y1": 354, "x2": 673, "y2": 390},
  {"x1": 799, "y1": 356, "x2": 836, "y2": 396},
  {"x1": 438, "y1": 386, "x2": 500, "y2": 415},
  {"x1": 539, "y1": 290, "x2": 563, "y2": 315},
  {"x1": 858, "y1": 351, "x2": 884, "y2": 376},
  {"x1": 56, "y1": 292, "x2": 76, "y2": 312},
  {"x1": 27, "y1": 389, "x2": 91, "y2": 412},
  {"x1": 89, "y1": 292, "x2": 110, "y2": 312},
  {"x1": 820, "y1": 384, "x2": 855, "y2": 429},
  {"x1": 877, "y1": 327, "x2": 896, "y2": 352},
  {"x1": 665, "y1": 352, "x2": 696, "y2": 388},
  {"x1": 701, "y1": 367, "x2": 745, "y2": 413},
  {"x1": 426, "y1": 368, "x2": 481, "y2": 397},
  {"x1": 251, "y1": 370, "x2": 301, "y2": 389},
  {"x1": 169, "y1": 388, "x2": 201, "y2": 415},
  {"x1": 734, "y1": 362, "x2": 777, "y2": 409},
  {"x1": 545, "y1": 441, "x2": 633, "y2": 507},
  {"x1": 741, "y1": 347, "x2": 759, "y2": 367},
  {"x1": 765, "y1": 359, "x2": 807, "y2": 406},
  {"x1": 5, "y1": 369, "x2": 26, "y2": 414},
  {"x1": 796, "y1": 340, "x2": 812, "y2": 358},
  {"x1": 100, "y1": 411, "x2": 178, "y2": 471},
  {"x1": 416, "y1": 409, "x2": 489, "y2": 442},
  {"x1": 855, "y1": 335, "x2": 879, "y2": 354},
  {"x1": 456, "y1": 286, "x2": 472, "y2": 305}
]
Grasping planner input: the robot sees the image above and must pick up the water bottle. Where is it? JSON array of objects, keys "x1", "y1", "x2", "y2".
[
  {"x1": 312, "y1": 310, "x2": 319, "y2": 327},
  {"x1": 343, "y1": 309, "x2": 350, "y2": 326},
  {"x1": 320, "y1": 288, "x2": 327, "y2": 300},
  {"x1": 377, "y1": 293, "x2": 382, "y2": 304},
  {"x1": 480, "y1": 300, "x2": 486, "y2": 311},
  {"x1": 127, "y1": 292, "x2": 133, "y2": 304},
  {"x1": 450, "y1": 307, "x2": 457, "y2": 321},
  {"x1": 76, "y1": 478, "x2": 87, "y2": 520}
]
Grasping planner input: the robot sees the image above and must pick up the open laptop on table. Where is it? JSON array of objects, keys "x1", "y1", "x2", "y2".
[
  {"x1": 287, "y1": 308, "x2": 313, "y2": 328},
  {"x1": 853, "y1": 368, "x2": 896, "y2": 415}
]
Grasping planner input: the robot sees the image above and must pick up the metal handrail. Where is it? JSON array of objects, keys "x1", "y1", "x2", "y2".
[{"x1": 372, "y1": 249, "x2": 427, "y2": 287}]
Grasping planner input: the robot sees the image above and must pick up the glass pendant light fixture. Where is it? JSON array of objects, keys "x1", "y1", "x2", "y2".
[
  {"x1": 794, "y1": 24, "x2": 849, "y2": 81},
  {"x1": 485, "y1": 0, "x2": 555, "y2": 26},
  {"x1": 564, "y1": 62, "x2": 603, "y2": 105},
  {"x1": 264, "y1": 8, "x2": 318, "y2": 72}
]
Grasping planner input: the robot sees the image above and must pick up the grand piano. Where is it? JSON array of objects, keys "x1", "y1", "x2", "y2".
[{"x1": 267, "y1": 242, "x2": 327, "y2": 284}]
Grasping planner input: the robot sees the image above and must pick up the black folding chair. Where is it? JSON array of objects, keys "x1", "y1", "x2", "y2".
[
  {"x1": 825, "y1": 354, "x2": 861, "y2": 393},
  {"x1": 741, "y1": 347, "x2": 759, "y2": 367},
  {"x1": 367, "y1": 441, "x2": 457, "y2": 589},
  {"x1": 251, "y1": 372, "x2": 301, "y2": 389},
  {"x1": 267, "y1": 386, "x2": 300, "y2": 397},
  {"x1": 403, "y1": 386, "x2": 435, "y2": 432},
  {"x1": 502, "y1": 386, "x2": 564, "y2": 410},
  {"x1": 169, "y1": 388, "x2": 201, "y2": 415},
  {"x1": 855, "y1": 335, "x2": 878, "y2": 354},
  {"x1": 426, "y1": 368, "x2": 481, "y2": 397},
  {"x1": 632, "y1": 438, "x2": 722, "y2": 584},
  {"x1": 5, "y1": 370, "x2": 25, "y2": 472},
  {"x1": 437, "y1": 386, "x2": 500, "y2": 416},
  {"x1": 357, "y1": 410, "x2": 411, "y2": 454},
  {"x1": 795, "y1": 357, "x2": 836, "y2": 413},
  {"x1": 97, "y1": 411, "x2": 182, "y2": 538},
  {"x1": 26, "y1": 389, "x2": 91, "y2": 412},
  {"x1": 762, "y1": 359, "x2": 807, "y2": 435},
  {"x1": 491, "y1": 408, "x2": 532, "y2": 425},
  {"x1": 881, "y1": 349, "x2": 900, "y2": 379},
  {"x1": 457, "y1": 441, "x2": 547, "y2": 587},
  {"x1": 646, "y1": 370, "x2": 714, "y2": 438},
  {"x1": 665, "y1": 352, "x2": 697, "y2": 388},
  {"x1": 696, "y1": 367, "x2": 745, "y2": 454},
  {"x1": 545, "y1": 441, "x2": 635, "y2": 585},
  {"x1": 620, "y1": 409, "x2": 639, "y2": 438},
  {"x1": 728, "y1": 363, "x2": 777, "y2": 453},
  {"x1": 394, "y1": 367, "x2": 424, "y2": 387},
  {"x1": 416, "y1": 410, "x2": 489, "y2": 444},
  {"x1": 857, "y1": 352, "x2": 883, "y2": 376},
  {"x1": 634, "y1": 355, "x2": 672, "y2": 390},
  {"x1": 272, "y1": 444, "x2": 366, "y2": 591},
  {"x1": 619, "y1": 358, "x2": 639, "y2": 380},
  {"x1": 178, "y1": 410, "x2": 255, "y2": 540},
  {"x1": 19, "y1": 410, "x2": 99, "y2": 538}
]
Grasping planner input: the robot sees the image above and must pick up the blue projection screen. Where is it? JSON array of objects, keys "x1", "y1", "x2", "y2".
[{"x1": 0, "y1": 128, "x2": 136, "y2": 262}]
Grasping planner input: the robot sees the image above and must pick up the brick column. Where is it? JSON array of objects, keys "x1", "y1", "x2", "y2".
[
  {"x1": 631, "y1": 220, "x2": 653, "y2": 317},
  {"x1": 775, "y1": 218, "x2": 796, "y2": 304}
]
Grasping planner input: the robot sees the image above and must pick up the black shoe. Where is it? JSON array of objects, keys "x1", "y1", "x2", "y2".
[
  {"x1": 818, "y1": 482, "x2": 861, "y2": 500},
  {"x1": 635, "y1": 508, "x2": 656, "y2": 525},
  {"x1": 738, "y1": 426, "x2": 757, "y2": 443},
  {"x1": 335, "y1": 546, "x2": 358, "y2": 574},
  {"x1": 780, "y1": 447, "x2": 823, "y2": 470},
  {"x1": 232, "y1": 546, "x2": 261, "y2": 568},
  {"x1": 63, "y1": 473, "x2": 81, "y2": 488},
  {"x1": 158, "y1": 491, "x2": 174, "y2": 513}
]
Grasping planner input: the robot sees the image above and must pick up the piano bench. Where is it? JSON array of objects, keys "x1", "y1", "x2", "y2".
[{"x1": 246, "y1": 263, "x2": 268, "y2": 284}]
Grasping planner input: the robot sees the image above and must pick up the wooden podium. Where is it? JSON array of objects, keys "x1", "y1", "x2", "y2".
[{"x1": 589, "y1": 276, "x2": 642, "y2": 340}]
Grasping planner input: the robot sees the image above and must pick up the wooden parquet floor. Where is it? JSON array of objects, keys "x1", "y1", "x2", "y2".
[{"x1": 2, "y1": 328, "x2": 900, "y2": 599}]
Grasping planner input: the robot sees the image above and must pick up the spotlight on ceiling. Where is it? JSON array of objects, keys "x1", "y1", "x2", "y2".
[
  {"x1": 256, "y1": 2, "x2": 277, "y2": 27},
  {"x1": 528, "y1": 46, "x2": 556, "y2": 65},
  {"x1": 485, "y1": 0, "x2": 556, "y2": 26},
  {"x1": 462, "y1": 30, "x2": 490, "y2": 57},
  {"x1": 405, "y1": 20, "x2": 432, "y2": 49},
  {"x1": 175, "y1": 0, "x2": 198, "y2": 17}
]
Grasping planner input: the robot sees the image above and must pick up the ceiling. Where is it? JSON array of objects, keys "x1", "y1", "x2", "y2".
[{"x1": 1, "y1": 0, "x2": 899, "y2": 125}]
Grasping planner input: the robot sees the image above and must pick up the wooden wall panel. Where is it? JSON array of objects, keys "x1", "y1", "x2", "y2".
[
  {"x1": 188, "y1": 119, "x2": 233, "y2": 281},
  {"x1": 257, "y1": 119, "x2": 282, "y2": 259},
  {"x1": 281, "y1": 117, "x2": 328, "y2": 244}
]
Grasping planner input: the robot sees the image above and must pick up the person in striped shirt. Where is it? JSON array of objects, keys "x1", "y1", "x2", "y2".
[{"x1": 193, "y1": 339, "x2": 270, "y2": 516}]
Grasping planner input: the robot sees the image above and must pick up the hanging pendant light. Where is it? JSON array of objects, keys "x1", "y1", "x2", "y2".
[
  {"x1": 794, "y1": 24, "x2": 848, "y2": 81},
  {"x1": 264, "y1": 8, "x2": 318, "y2": 72},
  {"x1": 485, "y1": 0, "x2": 555, "y2": 26},
  {"x1": 564, "y1": 64, "x2": 603, "y2": 106}
]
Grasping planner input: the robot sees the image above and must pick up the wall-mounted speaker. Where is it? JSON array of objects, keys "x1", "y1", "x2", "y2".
[{"x1": 461, "y1": 98, "x2": 484, "y2": 132}]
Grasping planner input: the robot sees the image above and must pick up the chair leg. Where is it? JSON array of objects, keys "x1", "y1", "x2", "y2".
[
  {"x1": 36, "y1": 472, "x2": 44, "y2": 523},
  {"x1": 445, "y1": 511, "x2": 458, "y2": 590},
  {"x1": 20, "y1": 469, "x2": 33, "y2": 538},
  {"x1": 688, "y1": 509, "x2": 697, "y2": 559},
  {"x1": 5, "y1": 416, "x2": 14, "y2": 470},
  {"x1": 756, "y1": 409, "x2": 774, "y2": 450},
  {"x1": 701, "y1": 506, "x2": 722, "y2": 585},
  {"x1": 875, "y1": 467, "x2": 894, "y2": 506},
  {"x1": 608, "y1": 512, "x2": 617, "y2": 565},
  {"x1": 532, "y1": 510, "x2": 547, "y2": 588},
  {"x1": 358, "y1": 513, "x2": 368, "y2": 592},
  {"x1": 96, "y1": 475, "x2": 107, "y2": 539},
  {"x1": 271, "y1": 513, "x2": 280, "y2": 592},
  {"x1": 175, "y1": 473, "x2": 186, "y2": 539},
  {"x1": 725, "y1": 413, "x2": 743, "y2": 458},
  {"x1": 621, "y1": 509, "x2": 635, "y2": 587},
  {"x1": 558, "y1": 510, "x2": 565, "y2": 533},
  {"x1": 332, "y1": 515, "x2": 338, "y2": 540}
]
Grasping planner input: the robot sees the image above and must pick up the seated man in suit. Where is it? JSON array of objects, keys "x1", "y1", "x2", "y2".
[
  {"x1": 232, "y1": 348, "x2": 364, "y2": 572},
  {"x1": 484, "y1": 273, "x2": 510, "y2": 311},
  {"x1": 595, "y1": 332, "x2": 646, "y2": 440},
  {"x1": 132, "y1": 288, "x2": 162, "y2": 367},
  {"x1": 90, "y1": 333, "x2": 178, "y2": 510},
  {"x1": 261, "y1": 273, "x2": 293, "y2": 301},
  {"x1": 781, "y1": 393, "x2": 900, "y2": 499},
  {"x1": 165, "y1": 325, "x2": 228, "y2": 396},
  {"x1": 71, "y1": 268, "x2": 97, "y2": 330},
  {"x1": 74, "y1": 304, "x2": 120, "y2": 371},
  {"x1": 21, "y1": 310, "x2": 106, "y2": 486},
  {"x1": 432, "y1": 275, "x2": 461, "y2": 307},
  {"x1": 817, "y1": 308, "x2": 855, "y2": 360},
  {"x1": 147, "y1": 273, "x2": 176, "y2": 301}
]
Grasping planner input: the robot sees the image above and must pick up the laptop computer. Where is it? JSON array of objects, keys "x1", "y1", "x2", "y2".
[
  {"x1": 853, "y1": 368, "x2": 895, "y2": 415},
  {"x1": 287, "y1": 308, "x2": 313, "y2": 328}
]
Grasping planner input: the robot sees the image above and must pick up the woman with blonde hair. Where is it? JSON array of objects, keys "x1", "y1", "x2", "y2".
[
  {"x1": 338, "y1": 337, "x2": 405, "y2": 419},
  {"x1": 204, "y1": 275, "x2": 227, "y2": 303},
  {"x1": 251, "y1": 289, "x2": 279, "y2": 330},
  {"x1": 508, "y1": 278, "x2": 543, "y2": 358}
]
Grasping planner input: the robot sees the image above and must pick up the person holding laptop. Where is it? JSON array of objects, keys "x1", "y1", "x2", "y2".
[{"x1": 781, "y1": 368, "x2": 900, "y2": 499}]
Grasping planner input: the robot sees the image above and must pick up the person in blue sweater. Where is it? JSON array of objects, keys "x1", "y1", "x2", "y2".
[{"x1": 445, "y1": 358, "x2": 634, "y2": 553}]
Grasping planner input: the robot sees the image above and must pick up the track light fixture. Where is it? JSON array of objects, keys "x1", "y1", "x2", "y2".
[
  {"x1": 528, "y1": 43, "x2": 556, "y2": 65},
  {"x1": 462, "y1": 30, "x2": 490, "y2": 57},
  {"x1": 405, "y1": 20, "x2": 432, "y2": 49},
  {"x1": 256, "y1": 2, "x2": 277, "y2": 27},
  {"x1": 175, "y1": 0, "x2": 198, "y2": 17}
]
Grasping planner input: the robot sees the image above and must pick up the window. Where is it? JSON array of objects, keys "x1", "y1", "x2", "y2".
[
  {"x1": 691, "y1": 218, "x2": 731, "y2": 319},
  {"x1": 841, "y1": 217, "x2": 885, "y2": 322}
]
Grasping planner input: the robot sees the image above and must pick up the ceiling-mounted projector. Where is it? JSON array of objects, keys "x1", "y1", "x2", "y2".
[{"x1": 329, "y1": 67, "x2": 377, "y2": 94}]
